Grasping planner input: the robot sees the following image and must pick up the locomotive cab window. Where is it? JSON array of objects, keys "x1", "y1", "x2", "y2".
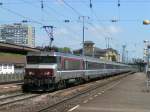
[{"x1": 27, "y1": 56, "x2": 57, "y2": 64}]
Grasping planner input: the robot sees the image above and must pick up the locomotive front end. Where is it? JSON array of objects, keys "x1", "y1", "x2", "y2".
[{"x1": 22, "y1": 53, "x2": 58, "y2": 91}]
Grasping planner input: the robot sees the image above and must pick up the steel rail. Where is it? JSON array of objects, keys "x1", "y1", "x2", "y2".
[
  {"x1": 0, "y1": 93, "x2": 41, "y2": 107},
  {"x1": 37, "y1": 72, "x2": 133, "y2": 112}
]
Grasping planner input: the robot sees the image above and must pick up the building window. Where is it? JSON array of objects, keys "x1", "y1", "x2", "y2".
[
  {"x1": 3, "y1": 64, "x2": 7, "y2": 69},
  {"x1": 0, "y1": 64, "x2": 2, "y2": 71},
  {"x1": 8, "y1": 64, "x2": 12, "y2": 69}
]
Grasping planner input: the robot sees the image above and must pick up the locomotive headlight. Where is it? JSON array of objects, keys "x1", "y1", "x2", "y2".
[
  {"x1": 29, "y1": 71, "x2": 34, "y2": 75},
  {"x1": 44, "y1": 71, "x2": 50, "y2": 75}
]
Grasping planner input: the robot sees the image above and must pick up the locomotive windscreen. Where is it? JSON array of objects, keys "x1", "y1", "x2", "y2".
[{"x1": 27, "y1": 56, "x2": 57, "y2": 64}]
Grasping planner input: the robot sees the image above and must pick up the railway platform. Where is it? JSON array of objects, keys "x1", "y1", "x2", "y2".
[{"x1": 68, "y1": 72, "x2": 150, "y2": 112}]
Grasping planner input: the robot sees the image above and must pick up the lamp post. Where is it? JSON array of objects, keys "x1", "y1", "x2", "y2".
[
  {"x1": 143, "y1": 20, "x2": 150, "y2": 74},
  {"x1": 143, "y1": 40, "x2": 150, "y2": 89},
  {"x1": 143, "y1": 20, "x2": 150, "y2": 89},
  {"x1": 143, "y1": 20, "x2": 150, "y2": 25}
]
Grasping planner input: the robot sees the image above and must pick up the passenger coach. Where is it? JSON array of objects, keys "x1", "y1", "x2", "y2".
[{"x1": 22, "y1": 52, "x2": 132, "y2": 91}]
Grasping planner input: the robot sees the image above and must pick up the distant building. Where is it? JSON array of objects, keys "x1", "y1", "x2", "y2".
[
  {"x1": 0, "y1": 23, "x2": 35, "y2": 48},
  {"x1": 0, "y1": 53, "x2": 26, "y2": 74},
  {"x1": 0, "y1": 64, "x2": 14, "y2": 74},
  {"x1": 73, "y1": 41, "x2": 120, "y2": 62}
]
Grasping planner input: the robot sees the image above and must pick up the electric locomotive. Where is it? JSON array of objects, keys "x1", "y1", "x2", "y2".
[{"x1": 22, "y1": 52, "x2": 132, "y2": 91}]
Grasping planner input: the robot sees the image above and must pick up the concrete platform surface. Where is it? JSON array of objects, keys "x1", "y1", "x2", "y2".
[{"x1": 68, "y1": 73, "x2": 150, "y2": 112}]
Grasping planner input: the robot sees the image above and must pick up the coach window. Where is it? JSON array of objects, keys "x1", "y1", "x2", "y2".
[
  {"x1": 106, "y1": 64, "x2": 113, "y2": 69},
  {"x1": 115, "y1": 65, "x2": 118, "y2": 69},
  {"x1": 87, "y1": 62, "x2": 104, "y2": 69},
  {"x1": 64, "y1": 60, "x2": 81, "y2": 70},
  {"x1": 98, "y1": 63, "x2": 104, "y2": 69}
]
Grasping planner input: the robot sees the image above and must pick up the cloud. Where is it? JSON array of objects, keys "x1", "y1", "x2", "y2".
[
  {"x1": 88, "y1": 24, "x2": 123, "y2": 37},
  {"x1": 55, "y1": 0, "x2": 64, "y2": 5},
  {"x1": 107, "y1": 25, "x2": 122, "y2": 34},
  {"x1": 55, "y1": 28, "x2": 68, "y2": 36},
  {"x1": 54, "y1": 26, "x2": 82, "y2": 49}
]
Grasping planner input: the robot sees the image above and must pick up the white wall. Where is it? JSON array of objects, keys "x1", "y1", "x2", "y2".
[{"x1": 0, "y1": 64, "x2": 14, "y2": 74}]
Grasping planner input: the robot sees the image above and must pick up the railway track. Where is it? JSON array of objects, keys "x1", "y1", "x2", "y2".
[
  {"x1": 0, "y1": 92, "x2": 41, "y2": 107},
  {"x1": 0, "y1": 81, "x2": 23, "y2": 85},
  {"x1": 0, "y1": 92, "x2": 25, "y2": 101},
  {"x1": 37, "y1": 72, "x2": 134, "y2": 112},
  {"x1": 0, "y1": 72, "x2": 134, "y2": 112}
]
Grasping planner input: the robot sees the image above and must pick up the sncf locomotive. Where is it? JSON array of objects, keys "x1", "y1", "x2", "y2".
[{"x1": 22, "y1": 52, "x2": 132, "y2": 91}]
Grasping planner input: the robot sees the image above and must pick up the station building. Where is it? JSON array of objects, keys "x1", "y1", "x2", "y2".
[
  {"x1": 0, "y1": 42, "x2": 40, "y2": 74},
  {"x1": 73, "y1": 41, "x2": 120, "y2": 62}
]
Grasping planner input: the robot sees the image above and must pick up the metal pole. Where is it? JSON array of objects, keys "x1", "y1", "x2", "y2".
[
  {"x1": 105, "y1": 37, "x2": 107, "y2": 49},
  {"x1": 147, "y1": 46, "x2": 150, "y2": 89},
  {"x1": 122, "y1": 45, "x2": 126, "y2": 63},
  {"x1": 79, "y1": 16, "x2": 89, "y2": 56},
  {"x1": 147, "y1": 46, "x2": 149, "y2": 75},
  {"x1": 82, "y1": 17, "x2": 85, "y2": 56},
  {"x1": 108, "y1": 37, "x2": 110, "y2": 48},
  {"x1": 126, "y1": 50, "x2": 128, "y2": 63},
  {"x1": 43, "y1": 25, "x2": 55, "y2": 50}
]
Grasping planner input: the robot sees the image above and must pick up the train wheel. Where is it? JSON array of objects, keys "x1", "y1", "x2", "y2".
[
  {"x1": 22, "y1": 85, "x2": 29, "y2": 93},
  {"x1": 57, "y1": 80, "x2": 66, "y2": 90},
  {"x1": 75, "y1": 78, "x2": 83, "y2": 85}
]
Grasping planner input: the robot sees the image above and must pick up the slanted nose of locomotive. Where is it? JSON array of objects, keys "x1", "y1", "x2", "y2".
[
  {"x1": 23, "y1": 64, "x2": 57, "y2": 91},
  {"x1": 25, "y1": 64, "x2": 57, "y2": 77},
  {"x1": 25, "y1": 68, "x2": 54, "y2": 77}
]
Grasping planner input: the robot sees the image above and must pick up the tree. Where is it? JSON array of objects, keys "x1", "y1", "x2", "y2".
[{"x1": 38, "y1": 45, "x2": 71, "y2": 53}]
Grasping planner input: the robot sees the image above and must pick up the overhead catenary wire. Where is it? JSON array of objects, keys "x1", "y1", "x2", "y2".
[
  {"x1": 62, "y1": 0, "x2": 82, "y2": 16},
  {"x1": 39, "y1": 0, "x2": 150, "y2": 3},
  {"x1": 21, "y1": 0, "x2": 84, "y2": 46},
  {"x1": 0, "y1": 0, "x2": 82, "y2": 48},
  {"x1": 117, "y1": 0, "x2": 121, "y2": 21},
  {"x1": 79, "y1": 0, "x2": 113, "y2": 38},
  {"x1": 64, "y1": 0, "x2": 111, "y2": 48},
  {"x1": 0, "y1": 5, "x2": 44, "y2": 25},
  {"x1": 62, "y1": 0, "x2": 112, "y2": 48},
  {"x1": 2, "y1": 0, "x2": 150, "y2": 5},
  {"x1": 86, "y1": 0, "x2": 117, "y2": 49}
]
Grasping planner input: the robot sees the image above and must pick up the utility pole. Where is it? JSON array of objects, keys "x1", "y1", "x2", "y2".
[
  {"x1": 43, "y1": 26, "x2": 55, "y2": 50},
  {"x1": 126, "y1": 50, "x2": 128, "y2": 63},
  {"x1": 118, "y1": 0, "x2": 120, "y2": 7},
  {"x1": 41, "y1": 0, "x2": 44, "y2": 10},
  {"x1": 122, "y1": 45, "x2": 126, "y2": 63},
  {"x1": 105, "y1": 37, "x2": 112, "y2": 49},
  {"x1": 143, "y1": 40, "x2": 150, "y2": 89},
  {"x1": 105, "y1": 37, "x2": 108, "y2": 49},
  {"x1": 79, "y1": 16, "x2": 90, "y2": 56},
  {"x1": 89, "y1": 0, "x2": 92, "y2": 8}
]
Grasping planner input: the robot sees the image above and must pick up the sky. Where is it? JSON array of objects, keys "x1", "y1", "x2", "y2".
[{"x1": 0, "y1": 0, "x2": 150, "y2": 60}]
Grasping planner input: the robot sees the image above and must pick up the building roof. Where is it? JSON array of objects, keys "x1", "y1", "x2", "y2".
[
  {"x1": 104, "y1": 48, "x2": 118, "y2": 54},
  {"x1": 0, "y1": 42, "x2": 40, "y2": 54},
  {"x1": 0, "y1": 54, "x2": 26, "y2": 64},
  {"x1": 84, "y1": 41, "x2": 95, "y2": 45},
  {"x1": 73, "y1": 47, "x2": 118, "y2": 57}
]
